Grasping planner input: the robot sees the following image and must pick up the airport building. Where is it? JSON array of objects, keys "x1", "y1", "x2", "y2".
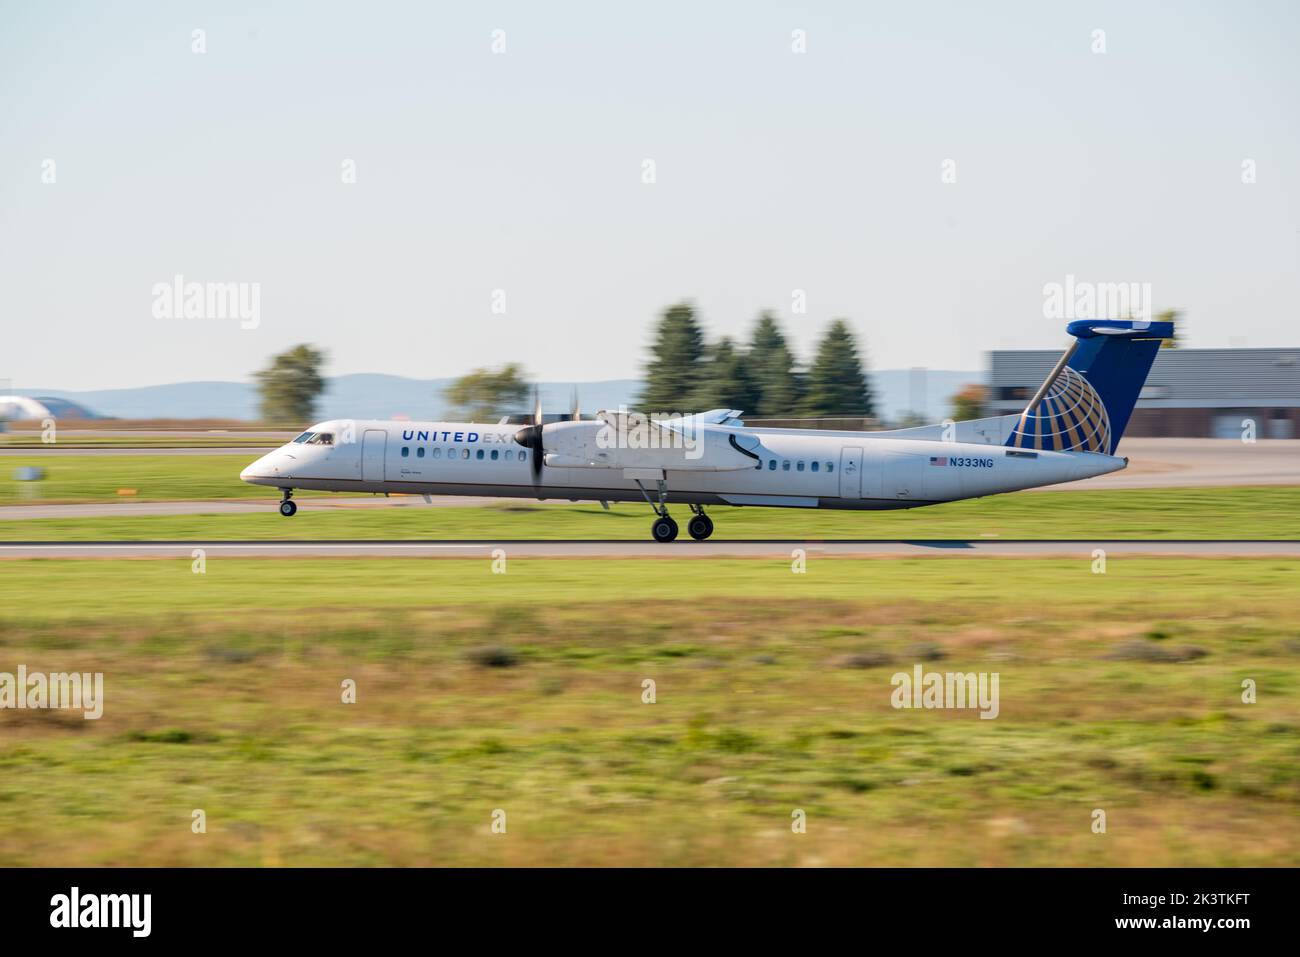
[
  {"x1": 988, "y1": 348, "x2": 1300, "y2": 439},
  {"x1": 0, "y1": 395, "x2": 99, "y2": 422}
]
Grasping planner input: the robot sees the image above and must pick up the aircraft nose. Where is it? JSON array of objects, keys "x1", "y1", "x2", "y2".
[{"x1": 240, "y1": 453, "x2": 274, "y2": 482}]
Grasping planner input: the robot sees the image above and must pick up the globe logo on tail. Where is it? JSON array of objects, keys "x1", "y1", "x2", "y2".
[{"x1": 1008, "y1": 367, "x2": 1111, "y2": 453}]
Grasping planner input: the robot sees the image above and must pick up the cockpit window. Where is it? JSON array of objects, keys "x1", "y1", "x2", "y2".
[
  {"x1": 307, "y1": 433, "x2": 334, "y2": 445},
  {"x1": 293, "y1": 432, "x2": 315, "y2": 444}
]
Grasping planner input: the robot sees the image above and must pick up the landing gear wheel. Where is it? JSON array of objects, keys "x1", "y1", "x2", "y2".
[
  {"x1": 651, "y1": 516, "x2": 679, "y2": 543},
  {"x1": 279, "y1": 499, "x2": 297, "y2": 517},
  {"x1": 687, "y1": 514, "x2": 713, "y2": 541}
]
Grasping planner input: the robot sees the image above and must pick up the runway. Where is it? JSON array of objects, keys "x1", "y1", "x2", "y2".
[
  {"x1": 2, "y1": 539, "x2": 1296, "y2": 559},
  {"x1": 1, "y1": 437, "x2": 1293, "y2": 488},
  {"x1": 0, "y1": 446, "x2": 275, "y2": 455},
  {"x1": 1, "y1": 437, "x2": 1295, "y2": 520},
  {"x1": 1037, "y1": 438, "x2": 1298, "y2": 489},
  {"x1": 0, "y1": 497, "x2": 504, "y2": 519}
]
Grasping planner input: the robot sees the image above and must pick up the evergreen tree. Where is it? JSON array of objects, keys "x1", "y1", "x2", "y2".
[
  {"x1": 639, "y1": 301, "x2": 707, "y2": 412},
  {"x1": 694, "y1": 337, "x2": 759, "y2": 412},
  {"x1": 802, "y1": 319, "x2": 874, "y2": 417},
  {"x1": 746, "y1": 312, "x2": 803, "y2": 417}
]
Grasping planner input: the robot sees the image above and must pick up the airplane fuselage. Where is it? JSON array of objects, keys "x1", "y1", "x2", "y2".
[
  {"x1": 239, "y1": 320, "x2": 1172, "y2": 540},
  {"x1": 240, "y1": 418, "x2": 1127, "y2": 511}
]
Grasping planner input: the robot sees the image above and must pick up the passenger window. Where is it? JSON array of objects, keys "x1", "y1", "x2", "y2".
[
  {"x1": 448, "y1": 448, "x2": 456, "y2": 460},
  {"x1": 401, "y1": 447, "x2": 409, "y2": 457},
  {"x1": 767, "y1": 460, "x2": 776, "y2": 470},
  {"x1": 519, "y1": 450, "x2": 528, "y2": 463},
  {"x1": 811, "y1": 461, "x2": 819, "y2": 472},
  {"x1": 417, "y1": 447, "x2": 425, "y2": 458},
  {"x1": 462, "y1": 449, "x2": 470, "y2": 459},
  {"x1": 797, "y1": 461, "x2": 805, "y2": 471},
  {"x1": 476, "y1": 449, "x2": 484, "y2": 460},
  {"x1": 491, "y1": 450, "x2": 499, "y2": 460},
  {"x1": 432, "y1": 448, "x2": 442, "y2": 459},
  {"x1": 827, "y1": 462, "x2": 834, "y2": 473},
  {"x1": 782, "y1": 461, "x2": 791, "y2": 471}
]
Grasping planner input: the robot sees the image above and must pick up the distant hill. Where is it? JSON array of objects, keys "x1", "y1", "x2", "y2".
[
  {"x1": 20, "y1": 381, "x2": 261, "y2": 420},
  {"x1": 28, "y1": 369, "x2": 983, "y2": 424},
  {"x1": 23, "y1": 376, "x2": 643, "y2": 423}
]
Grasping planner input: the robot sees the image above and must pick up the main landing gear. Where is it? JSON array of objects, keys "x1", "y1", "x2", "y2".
[
  {"x1": 635, "y1": 477, "x2": 713, "y2": 543},
  {"x1": 651, "y1": 515, "x2": 678, "y2": 543},
  {"x1": 686, "y1": 506, "x2": 714, "y2": 542},
  {"x1": 278, "y1": 489, "x2": 297, "y2": 517}
]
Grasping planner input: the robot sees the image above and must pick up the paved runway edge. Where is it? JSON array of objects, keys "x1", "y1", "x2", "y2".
[{"x1": 2, "y1": 539, "x2": 1298, "y2": 558}]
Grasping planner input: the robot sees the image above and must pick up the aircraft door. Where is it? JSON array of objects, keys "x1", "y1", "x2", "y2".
[
  {"x1": 362, "y1": 430, "x2": 387, "y2": 483},
  {"x1": 839, "y1": 447, "x2": 863, "y2": 498}
]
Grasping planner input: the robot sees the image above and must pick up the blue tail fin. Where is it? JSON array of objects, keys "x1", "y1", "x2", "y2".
[{"x1": 1006, "y1": 319, "x2": 1175, "y2": 454}]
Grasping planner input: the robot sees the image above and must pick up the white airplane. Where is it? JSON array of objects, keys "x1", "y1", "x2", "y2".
[{"x1": 240, "y1": 319, "x2": 1173, "y2": 541}]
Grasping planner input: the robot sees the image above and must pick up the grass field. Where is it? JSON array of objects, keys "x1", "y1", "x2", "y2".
[
  {"x1": 0, "y1": 437, "x2": 280, "y2": 448},
  {"x1": 3, "y1": 453, "x2": 1297, "y2": 540},
  {"x1": 0, "y1": 454, "x2": 311, "y2": 503},
  {"x1": 0, "y1": 423, "x2": 291, "y2": 448},
  {"x1": 0, "y1": 557, "x2": 1296, "y2": 866},
  {"x1": 2, "y1": 485, "x2": 1298, "y2": 541}
]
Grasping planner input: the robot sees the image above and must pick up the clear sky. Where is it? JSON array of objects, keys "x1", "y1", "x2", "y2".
[{"x1": 2, "y1": 0, "x2": 1297, "y2": 390}]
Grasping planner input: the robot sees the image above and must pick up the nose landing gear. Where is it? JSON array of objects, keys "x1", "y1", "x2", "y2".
[{"x1": 278, "y1": 489, "x2": 297, "y2": 517}]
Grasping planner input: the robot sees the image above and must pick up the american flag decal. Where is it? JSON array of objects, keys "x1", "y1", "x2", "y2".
[{"x1": 929, "y1": 456, "x2": 947, "y2": 466}]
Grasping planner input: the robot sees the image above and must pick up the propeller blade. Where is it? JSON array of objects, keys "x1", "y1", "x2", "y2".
[{"x1": 514, "y1": 385, "x2": 545, "y2": 485}]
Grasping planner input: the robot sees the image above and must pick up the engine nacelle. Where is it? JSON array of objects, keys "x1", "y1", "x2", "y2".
[{"x1": 540, "y1": 417, "x2": 761, "y2": 471}]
